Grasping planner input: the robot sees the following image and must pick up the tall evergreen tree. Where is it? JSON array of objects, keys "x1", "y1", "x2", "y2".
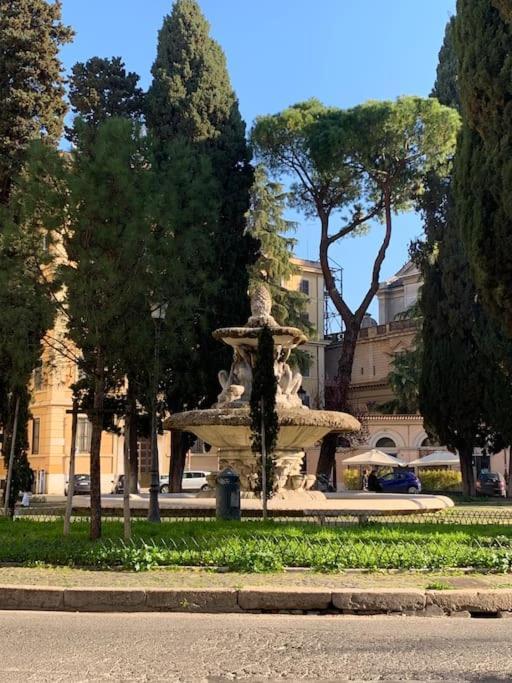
[
  {"x1": 67, "y1": 56, "x2": 148, "y2": 494},
  {"x1": 0, "y1": 0, "x2": 70, "y2": 507},
  {"x1": 250, "y1": 324, "x2": 278, "y2": 503},
  {"x1": 416, "y1": 14, "x2": 512, "y2": 495},
  {"x1": 67, "y1": 57, "x2": 145, "y2": 145},
  {"x1": 146, "y1": 0, "x2": 257, "y2": 489},
  {"x1": 454, "y1": 1, "x2": 512, "y2": 336},
  {"x1": 247, "y1": 165, "x2": 312, "y2": 333},
  {"x1": 0, "y1": 0, "x2": 72, "y2": 206},
  {"x1": 59, "y1": 119, "x2": 153, "y2": 539}
]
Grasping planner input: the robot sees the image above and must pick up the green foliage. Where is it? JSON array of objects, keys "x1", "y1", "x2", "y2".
[
  {"x1": 415, "y1": 12, "x2": 512, "y2": 497},
  {"x1": 2, "y1": 518, "x2": 512, "y2": 573},
  {"x1": 247, "y1": 165, "x2": 312, "y2": 333},
  {"x1": 60, "y1": 119, "x2": 153, "y2": 373},
  {"x1": 67, "y1": 56, "x2": 144, "y2": 145},
  {"x1": 0, "y1": 0, "x2": 73, "y2": 205},
  {"x1": 147, "y1": 0, "x2": 257, "y2": 426},
  {"x1": 252, "y1": 96, "x2": 459, "y2": 435},
  {"x1": 250, "y1": 325, "x2": 278, "y2": 496},
  {"x1": 419, "y1": 469, "x2": 462, "y2": 492},
  {"x1": 454, "y1": 1, "x2": 512, "y2": 337},
  {"x1": 431, "y1": 18, "x2": 460, "y2": 111},
  {"x1": 378, "y1": 349, "x2": 421, "y2": 414},
  {"x1": 343, "y1": 469, "x2": 360, "y2": 491}
]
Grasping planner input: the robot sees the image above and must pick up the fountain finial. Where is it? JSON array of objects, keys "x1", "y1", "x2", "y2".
[{"x1": 247, "y1": 283, "x2": 278, "y2": 327}]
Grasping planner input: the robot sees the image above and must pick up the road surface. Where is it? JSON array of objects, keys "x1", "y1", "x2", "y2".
[{"x1": 0, "y1": 611, "x2": 511, "y2": 681}]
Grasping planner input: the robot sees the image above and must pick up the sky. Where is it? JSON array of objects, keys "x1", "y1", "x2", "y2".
[{"x1": 59, "y1": 0, "x2": 456, "y2": 322}]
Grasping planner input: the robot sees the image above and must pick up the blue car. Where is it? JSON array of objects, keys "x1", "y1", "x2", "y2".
[{"x1": 378, "y1": 469, "x2": 422, "y2": 494}]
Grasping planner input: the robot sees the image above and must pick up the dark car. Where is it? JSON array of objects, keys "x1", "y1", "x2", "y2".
[
  {"x1": 476, "y1": 472, "x2": 506, "y2": 498},
  {"x1": 111, "y1": 475, "x2": 140, "y2": 494},
  {"x1": 64, "y1": 474, "x2": 90, "y2": 496},
  {"x1": 378, "y1": 469, "x2": 422, "y2": 494}
]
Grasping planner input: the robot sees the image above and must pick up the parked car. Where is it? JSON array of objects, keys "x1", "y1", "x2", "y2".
[
  {"x1": 64, "y1": 474, "x2": 91, "y2": 496},
  {"x1": 378, "y1": 469, "x2": 422, "y2": 494},
  {"x1": 159, "y1": 470, "x2": 211, "y2": 493},
  {"x1": 111, "y1": 475, "x2": 140, "y2": 494},
  {"x1": 476, "y1": 472, "x2": 506, "y2": 498}
]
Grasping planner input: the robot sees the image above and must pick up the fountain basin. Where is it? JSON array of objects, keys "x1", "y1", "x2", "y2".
[
  {"x1": 166, "y1": 407, "x2": 360, "y2": 498},
  {"x1": 166, "y1": 407, "x2": 359, "y2": 450}
]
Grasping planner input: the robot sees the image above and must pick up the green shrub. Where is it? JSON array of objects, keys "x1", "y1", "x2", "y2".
[
  {"x1": 343, "y1": 468, "x2": 361, "y2": 490},
  {"x1": 419, "y1": 469, "x2": 462, "y2": 492}
]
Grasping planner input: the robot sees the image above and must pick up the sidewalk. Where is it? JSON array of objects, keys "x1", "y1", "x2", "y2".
[{"x1": 1, "y1": 567, "x2": 512, "y2": 616}]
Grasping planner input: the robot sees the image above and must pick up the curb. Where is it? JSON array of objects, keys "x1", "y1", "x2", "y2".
[{"x1": 1, "y1": 586, "x2": 512, "y2": 616}]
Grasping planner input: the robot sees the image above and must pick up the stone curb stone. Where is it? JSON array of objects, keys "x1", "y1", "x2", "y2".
[
  {"x1": 1, "y1": 586, "x2": 512, "y2": 615},
  {"x1": 0, "y1": 586, "x2": 64, "y2": 611},
  {"x1": 145, "y1": 588, "x2": 239, "y2": 612},
  {"x1": 428, "y1": 589, "x2": 512, "y2": 614},
  {"x1": 238, "y1": 588, "x2": 331, "y2": 611},
  {"x1": 63, "y1": 588, "x2": 146, "y2": 612},
  {"x1": 332, "y1": 589, "x2": 426, "y2": 613}
]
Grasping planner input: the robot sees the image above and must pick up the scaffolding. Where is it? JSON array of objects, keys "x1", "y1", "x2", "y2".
[{"x1": 324, "y1": 258, "x2": 343, "y2": 338}]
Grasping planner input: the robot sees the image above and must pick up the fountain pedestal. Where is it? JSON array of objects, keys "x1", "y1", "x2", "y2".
[{"x1": 166, "y1": 285, "x2": 360, "y2": 499}]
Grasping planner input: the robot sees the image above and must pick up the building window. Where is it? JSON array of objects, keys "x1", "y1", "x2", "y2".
[
  {"x1": 299, "y1": 279, "x2": 310, "y2": 295},
  {"x1": 360, "y1": 367, "x2": 364, "y2": 375},
  {"x1": 77, "y1": 417, "x2": 92, "y2": 453},
  {"x1": 375, "y1": 436, "x2": 397, "y2": 455},
  {"x1": 32, "y1": 418, "x2": 40, "y2": 454}
]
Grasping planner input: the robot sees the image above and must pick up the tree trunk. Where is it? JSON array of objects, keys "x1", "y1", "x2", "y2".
[
  {"x1": 459, "y1": 445, "x2": 476, "y2": 497},
  {"x1": 123, "y1": 412, "x2": 131, "y2": 540},
  {"x1": 169, "y1": 429, "x2": 189, "y2": 492},
  {"x1": 63, "y1": 400, "x2": 78, "y2": 536},
  {"x1": 127, "y1": 379, "x2": 139, "y2": 493},
  {"x1": 3, "y1": 393, "x2": 20, "y2": 517},
  {"x1": 89, "y1": 354, "x2": 105, "y2": 540},
  {"x1": 507, "y1": 447, "x2": 512, "y2": 499},
  {"x1": 316, "y1": 324, "x2": 359, "y2": 480}
]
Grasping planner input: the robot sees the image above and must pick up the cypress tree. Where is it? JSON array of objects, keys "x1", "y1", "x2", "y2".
[
  {"x1": 146, "y1": 0, "x2": 257, "y2": 489},
  {"x1": 250, "y1": 324, "x2": 278, "y2": 500},
  {"x1": 417, "y1": 14, "x2": 512, "y2": 495},
  {"x1": 0, "y1": 0, "x2": 72, "y2": 206},
  {"x1": 454, "y1": 1, "x2": 512, "y2": 336},
  {"x1": 247, "y1": 165, "x2": 313, "y2": 334}
]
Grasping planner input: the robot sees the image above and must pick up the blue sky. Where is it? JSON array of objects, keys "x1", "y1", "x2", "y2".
[{"x1": 59, "y1": 0, "x2": 455, "y2": 320}]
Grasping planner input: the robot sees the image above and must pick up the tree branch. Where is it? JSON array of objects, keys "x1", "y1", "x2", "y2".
[{"x1": 356, "y1": 190, "x2": 393, "y2": 321}]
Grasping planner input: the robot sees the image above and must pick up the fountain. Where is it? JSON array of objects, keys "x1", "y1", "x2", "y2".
[{"x1": 166, "y1": 284, "x2": 360, "y2": 501}]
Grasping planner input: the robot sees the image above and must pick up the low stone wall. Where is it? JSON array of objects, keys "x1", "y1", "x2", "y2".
[{"x1": 1, "y1": 586, "x2": 512, "y2": 617}]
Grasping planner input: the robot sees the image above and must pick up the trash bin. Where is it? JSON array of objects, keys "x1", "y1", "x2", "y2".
[{"x1": 216, "y1": 467, "x2": 241, "y2": 521}]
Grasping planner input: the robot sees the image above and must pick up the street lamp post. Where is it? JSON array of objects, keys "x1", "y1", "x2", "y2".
[{"x1": 147, "y1": 302, "x2": 167, "y2": 523}]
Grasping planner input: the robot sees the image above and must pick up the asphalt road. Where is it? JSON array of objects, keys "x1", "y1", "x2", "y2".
[{"x1": 0, "y1": 611, "x2": 511, "y2": 682}]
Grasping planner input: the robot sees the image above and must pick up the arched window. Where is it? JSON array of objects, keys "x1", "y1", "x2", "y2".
[
  {"x1": 375, "y1": 436, "x2": 397, "y2": 455},
  {"x1": 376, "y1": 437, "x2": 396, "y2": 449}
]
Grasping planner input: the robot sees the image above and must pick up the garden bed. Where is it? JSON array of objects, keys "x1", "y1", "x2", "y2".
[{"x1": 1, "y1": 518, "x2": 512, "y2": 573}]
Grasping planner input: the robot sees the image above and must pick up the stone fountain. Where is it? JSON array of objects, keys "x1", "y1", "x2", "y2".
[{"x1": 166, "y1": 285, "x2": 360, "y2": 500}]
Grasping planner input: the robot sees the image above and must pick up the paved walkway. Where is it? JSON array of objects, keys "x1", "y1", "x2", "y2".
[{"x1": 0, "y1": 611, "x2": 510, "y2": 681}]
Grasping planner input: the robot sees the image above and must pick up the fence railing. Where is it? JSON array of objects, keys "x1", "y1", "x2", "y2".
[{"x1": 3, "y1": 506, "x2": 512, "y2": 526}]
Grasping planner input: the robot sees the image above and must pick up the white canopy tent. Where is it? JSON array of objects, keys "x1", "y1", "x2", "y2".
[
  {"x1": 409, "y1": 451, "x2": 459, "y2": 467},
  {"x1": 343, "y1": 449, "x2": 406, "y2": 468}
]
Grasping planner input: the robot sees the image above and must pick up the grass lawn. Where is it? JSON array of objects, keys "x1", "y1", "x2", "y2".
[{"x1": 1, "y1": 518, "x2": 512, "y2": 573}]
